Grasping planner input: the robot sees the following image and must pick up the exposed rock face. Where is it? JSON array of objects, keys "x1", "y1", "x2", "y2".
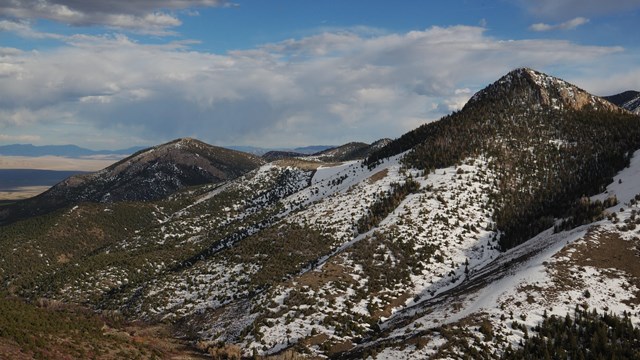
[{"x1": 467, "y1": 68, "x2": 621, "y2": 112}]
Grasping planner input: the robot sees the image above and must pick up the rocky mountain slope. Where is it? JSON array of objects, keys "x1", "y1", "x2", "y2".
[
  {"x1": 605, "y1": 90, "x2": 640, "y2": 114},
  {"x1": 310, "y1": 139, "x2": 392, "y2": 162},
  {"x1": 0, "y1": 138, "x2": 264, "y2": 224},
  {"x1": 262, "y1": 150, "x2": 307, "y2": 162},
  {"x1": 1, "y1": 68, "x2": 640, "y2": 359},
  {"x1": 262, "y1": 139, "x2": 392, "y2": 163},
  {"x1": 368, "y1": 68, "x2": 635, "y2": 250}
]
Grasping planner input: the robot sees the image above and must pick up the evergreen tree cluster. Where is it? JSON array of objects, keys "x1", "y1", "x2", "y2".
[
  {"x1": 356, "y1": 179, "x2": 420, "y2": 233},
  {"x1": 553, "y1": 195, "x2": 617, "y2": 232},
  {"x1": 502, "y1": 308, "x2": 640, "y2": 360},
  {"x1": 0, "y1": 294, "x2": 158, "y2": 359}
]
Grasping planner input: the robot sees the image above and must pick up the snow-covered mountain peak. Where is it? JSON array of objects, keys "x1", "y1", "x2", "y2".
[{"x1": 467, "y1": 68, "x2": 620, "y2": 112}]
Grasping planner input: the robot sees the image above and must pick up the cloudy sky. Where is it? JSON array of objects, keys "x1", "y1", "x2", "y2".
[{"x1": 0, "y1": 0, "x2": 639, "y2": 149}]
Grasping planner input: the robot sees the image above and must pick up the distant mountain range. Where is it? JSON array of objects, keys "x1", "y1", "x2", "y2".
[
  {"x1": 0, "y1": 143, "x2": 145, "y2": 158},
  {"x1": 226, "y1": 145, "x2": 334, "y2": 156},
  {"x1": 0, "y1": 143, "x2": 336, "y2": 158}
]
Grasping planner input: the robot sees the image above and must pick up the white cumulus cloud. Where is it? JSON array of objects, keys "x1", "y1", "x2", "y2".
[
  {"x1": 519, "y1": 0, "x2": 640, "y2": 20},
  {"x1": 0, "y1": 25, "x2": 633, "y2": 148},
  {"x1": 0, "y1": 0, "x2": 231, "y2": 34},
  {"x1": 530, "y1": 17, "x2": 590, "y2": 32}
]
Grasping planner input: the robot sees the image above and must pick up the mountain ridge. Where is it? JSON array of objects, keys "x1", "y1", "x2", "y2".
[
  {"x1": 604, "y1": 90, "x2": 640, "y2": 114},
  {"x1": 368, "y1": 67, "x2": 639, "y2": 250},
  {"x1": 0, "y1": 143, "x2": 338, "y2": 158},
  {"x1": 227, "y1": 145, "x2": 335, "y2": 156},
  {"x1": 2, "y1": 68, "x2": 640, "y2": 359},
  {"x1": 262, "y1": 139, "x2": 393, "y2": 162},
  {"x1": 310, "y1": 139, "x2": 392, "y2": 162},
  {"x1": 0, "y1": 138, "x2": 264, "y2": 224},
  {"x1": 466, "y1": 67, "x2": 621, "y2": 112}
]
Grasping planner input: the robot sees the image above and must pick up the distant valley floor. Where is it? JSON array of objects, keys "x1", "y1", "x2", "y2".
[
  {"x1": 0, "y1": 156, "x2": 117, "y2": 200},
  {"x1": 0, "y1": 170, "x2": 88, "y2": 200}
]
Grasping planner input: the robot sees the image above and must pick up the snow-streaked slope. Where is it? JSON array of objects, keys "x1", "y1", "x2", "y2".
[
  {"x1": 592, "y1": 149, "x2": 640, "y2": 206},
  {"x1": 359, "y1": 150, "x2": 640, "y2": 359},
  {"x1": 28, "y1": 143, "x2": 640, "y2": 359},
  {"x1": 233, "y1": 155, "x2": 503, "y2": 356},
  {"x1": 286, "y1": 155, "x2": 407, "y2": 243}
]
